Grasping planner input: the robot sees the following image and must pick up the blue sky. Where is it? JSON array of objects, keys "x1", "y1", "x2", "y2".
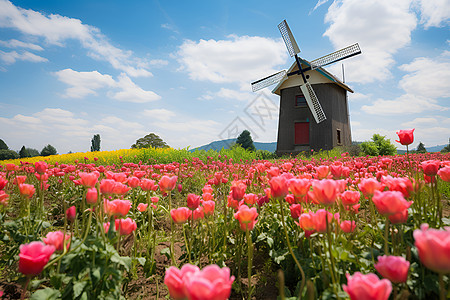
[{"x1": 0, "y1": 0, "x2": 449, "y2": 154}]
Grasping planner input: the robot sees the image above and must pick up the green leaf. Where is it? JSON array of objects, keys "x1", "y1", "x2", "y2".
[
  {"x1": 136, "y1": 257, "x2": 146, "y2": 266},
  {"x1": 267, "y1": 237, "x2": 274, "y2": 247},
  {"x1": 73, "y1": 281, "x2": 88, "y2": 298},
  {"x1": 160, "y1": 247, "x2": 171, "y2": 259},
  {"x1": 31, "y1": 288, "x2": 61, "y2": 300},
  {"x1": 110, "y1": 254, "x2": 132, "y2": 271}
]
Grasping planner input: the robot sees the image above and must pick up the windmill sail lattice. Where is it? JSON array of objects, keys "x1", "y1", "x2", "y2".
[
  {"x1": 301, "y1": 82, "x2": 326, "y2": 123},
  {"x1": 278, "y1": 20, "x2": 300, "y2": 57},
  {"x1": 310, "y1": 43, "x2": 361, "y2": 69},
  {"x1": 251, "y1": 70, "x2": 287, "y2": 92}
]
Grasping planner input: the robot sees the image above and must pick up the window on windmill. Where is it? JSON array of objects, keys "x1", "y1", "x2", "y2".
[
  {"x1": 337, "y1": 129, "x2": 342, "y2": 145},
  {"x1": 295, "y1": 95, "x2": 307, "y2": 107}
]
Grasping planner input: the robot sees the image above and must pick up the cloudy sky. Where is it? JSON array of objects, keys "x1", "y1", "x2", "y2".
[{"x1": 0, "y1": 0, "x2": 449, "y2": 154}]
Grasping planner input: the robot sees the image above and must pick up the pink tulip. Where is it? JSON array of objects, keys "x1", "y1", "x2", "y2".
[
  {"x1": 66, "y1": 206, "x2": 76, "y2": 222},
  {"x1": 140, "y1": 178, "x2": 157, "y2": 191},
  {"x1": 374, "y1": 255, "x2": 409, "y2": 283},
  {"x1": 269, "y1": 176, "x2": 289, "y2": 199},
  {"x1": 158, "y1": 175, "x2": 178, "y2": 193},
  {"x1": 343, "y1": 272, "x2": 392, "y2": 300},
  {"x1": 43, "y1": 231, "x2": 71, "y2": 251},
  {"x1": 79, "y1": 171, "x2": 100, "y2": 188},
  {"x1": 395, "y1": 129, "x2": 414, "y2": 146},
  {"x1": 183, "y1": 264, "x2": 235, "y2": 300},
  {"x1": 19, "y1": 241, "x2": 55, "y2": 275},
  {"x1": 171, "y1": 207, "x2": 192, "y2": 224},
  {"x1": 234, "y1": 205, "x2": 258, "y2": 231},
  {"x1": 127, "y1": 176, "x2": 140, "y2": 188},
  {"x1": 164, "y1": 264, "x2": 200, "y2": 300},
  {"x1": 289, "y1": 204, "x2": 303, "y2": 219},
  {"x1": 86, "y1": 187, "x2": 98, "y2": 204},
  {"x1": 202, "y1": 200, "x2": 215, "y2": 216},
  {"x1": 230, "y1": 180, "x2": 246, "y2": 200},
  {"x1": 358, "y1": 178, "x2": 383, "y2": 198},
  {"x1": 187, "y1": 193, "x2": 201, "y2": 210},
  {"x1": 19, "y1": 183, "x2": 35, "y2": 199},
  {"x1": 137, "y1": 203, "x2": 148, "y2": 212},
  {"x1": 437, "y1": 166, "x2": 450, "y2": 182},
  {"x1": 340, "y1": 220, "x2": 356, "y2": 233},
  {"x1": 421, "y1": 160, "x2": 440, "y2": 176},
  {"x1": 243, "y1": 193, "x2": 258, "y2": 206},
  {"x1": 288, "y1": 178, "x2": 311, "y2": 197},
  {"x1": 388, "y1": 209, "x2": 408, "y2": 224},
  {"x1": 308, "y1": 179, "x2": 340, "y2": 206},
  {"x1": 115, "y1": 218, "x2": 137, "y2": 235},
  {"x1": 104, "y1": 199, "x2": 131, "y2": 217},
  {"x1": 372, "y1": 191, "x2": 412, "y2": 216},
  {"x1": 35, "y1": 161, "x2": 48, "y2": 174},
  {"x1": 340, "y1": 190, "x2": 360, "y2": 206},
  {"x1": 413, "y1": 224, "x2": 450, "y2": 274}
]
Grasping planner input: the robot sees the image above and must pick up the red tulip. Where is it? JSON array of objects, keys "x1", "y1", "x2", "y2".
[
  {"x1": 19, "y1": 183, "x2": 35, "y2": 199},
  {"x1": 243, "y1": 193, "x2": 258, "y2": 206},
  {"x1": 372, "y1": 191, "x2": 412, "y2": 216},
  {"x1": 340, "y1": 190, "x2": 360, "y2": 206},
  {"x1": 100, "y1": 179, "x2": 116, "y2": 195},
  {"x1": 230, "y1": 180, "x2": 246, "y2": 200},
  {"x1": 298, "y1": 212, "x2": 315, "y2": 231},
  {"x1": 234, "y1": 205, "x2": 258, "y2": 231},
  {"x1": 421, "y1": 160, "x2": 440, "y2": 176},
  {"x1": 269, "y1": 175, "x2": 289, "y2": 199},
  {"x1": 315, "y1": 165, "x2": 330, "y2": 179},
  {"x1": 340, "y1": 220, "x2": 356, "y2": 233},
  {"x1": 312, "y1": 209, "x2": 333, "y2": 233},
  {"x1": 137, "y1": 203, "x2": 148, "y2": 212},
  {"x1": 395, "y1": 129, "x2": 414, "y2": 146},
  {"x1": 127, "y1": 176, "x2": 140, "y2": 188},
  {"x1": 14, "y1": 175, "x2": 27, "y2": 185},
  {"x1": 170, "y1": 207, "x2": 192, "y2": 224},
  {"x1": 202, "y1": 184, "x2": 214, "y2": 194},
  {"x1": 187, "y1": 193, "x2": 201, "y2": 210},
  {"x1": 308, "y1": 179, "x2": 340, "y2": 206},
  {"x1": 66, "y1": 206, "x2": 76, "y2": 222},
  {"x1": 183, "y1": 264, "x2": 235, "y2": 300},
  {"x1": 413, "y1": 224, "x2": 450, "y2": 274},
  {"x1": 43, "y1": 231, "x2": 71, "y2": 251},
  {"x1": 193, "y1": 206, "x2": 205, "y2": 220},
  {"x1": 388, "y1": 209, "x2": 408, "y2": 224},
  {"x1": 86, "y1": 187, "x2": 98, "y2": 204},
  {"x1": 358, "y1": 178, "x2": 383, "y2": 198},
  {"x1": 115, "y1": 218, "x2": 137, "y2": 235},
  {"x1": 0, "y1": 191, "x2": 9, "y2": 207},
  {"x1": 374, "y1": 255, "x2": 410, "y2": 283},
  {"x1": 381, "y1": 176, "x2": 413, "y2": 198},
  {"x1": 104, "y1": 199, "x2": 132, "y2": 217},
  {"x1": 289, "y1": 204, "x2": 303, "y2": 219},
  {"x1": 343, "y1": 272, "x2": 392, "y2": 300},
  {"x1": 79, "y1": 171, "x2": 100, "y2": 188},
  {"x1": 158, "y1": 175, "x2": 178, "y2": 193},
  {"x1": 35, "y1": 161, "x2": 48, "y2": 174},
  {"x1": 6, "y1": 163, "x2": 18, "y2": 171},
  {"x1": 164, "y1": 264, "x2": 200, "y2": 300},
  {"x1": 140, "y1": 178, "x2": 157, "y2": 191},
  {"x1": 202, "y1": 200, "x2": 215, "y2": 216},
  {"x1": 0, "y1": 177, "x2": 7, "y2": 190},
  {"x1": 288, "y1": 178, "x2": 311, "y2": 197},
  {"x1": 438, "y1": 166, "x2": 450, "y2": 182},
  {"x1": 18, "y1": 241, "x2": 55, "y2": 275}
]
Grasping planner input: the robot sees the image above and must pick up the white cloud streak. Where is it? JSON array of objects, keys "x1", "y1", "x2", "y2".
[{"x1": 0, "y1": 49, "x2": 47, "y2": 64}]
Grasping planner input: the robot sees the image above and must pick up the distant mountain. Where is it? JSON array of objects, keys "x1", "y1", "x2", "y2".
[
  {"x1": 191, "y1": 139, "x2": 277, "y2": 152},
  {"x1": 426, "y1": 144, "x2": 446, "y2": 152}
]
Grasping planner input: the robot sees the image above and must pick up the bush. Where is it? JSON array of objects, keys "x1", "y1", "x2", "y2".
[
  {"x1": 41, "y1": 144, "x2": 58, "y2": 156},
  {"x1": 0, "y1": 149, "x2": 19, "y2": 160},
  {"x1": 360, "y1": 134, "x2": 396, "y2": 156}
]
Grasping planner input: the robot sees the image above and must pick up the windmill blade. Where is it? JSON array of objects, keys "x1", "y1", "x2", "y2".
[
  {"x1": 310, "y1": 43, "x2": 361, "y2": 70},
  {"x1": 278, "y1": 20, "x2": 300, "y2": 57},
  {"x1": 300, "y1": 82, "x2": 326, "y2": 123},
  {"x1": 251, "y1": 70, "x2": 287, "y2": 92}
]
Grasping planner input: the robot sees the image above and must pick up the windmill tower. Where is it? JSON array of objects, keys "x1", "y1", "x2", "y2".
[{"x1": 252, "y1": 20, "x2": 361, "y2": 155}]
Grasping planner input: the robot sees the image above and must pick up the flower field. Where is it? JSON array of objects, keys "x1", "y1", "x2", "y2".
[{"x1": 0, "y1": 144, "x2": 449, "y2": 299}]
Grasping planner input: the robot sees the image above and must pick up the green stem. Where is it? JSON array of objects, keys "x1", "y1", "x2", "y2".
[
  {"x1": 439, "y1": 273, "x2": 446, "y2": 300},
  {"x1": 246, "y1": 229, "x2": 253, "y2": 300},
  {"x1": 182, "y1": 224, "x2": 191, "y2": 263},
  {"x1": 168, "y1": 193, "x2": 177, "y2": 266},
  {"x1": 384, "y1": 218, "x2": 389, "y2": 254},
  {"x1": 279, "y1": 199, "x2": 305, "y2": 299},
  {"x1": 325, "y1": 211, "x2": 338, "y2": 296},
  {"x1": 20, "y1": 276, "x2": 31, "y2": 300}
]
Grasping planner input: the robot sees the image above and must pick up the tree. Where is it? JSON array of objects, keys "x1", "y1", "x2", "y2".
[
  {"x1": 417, "y1": 142, "x2": 427, "y2": 153},
  {"x1": 131, "y1": 133, "x2": 169, "y2": 149},
  {"x1": 19, "y1": 145, "x2": 30, "y2": 158},
  {"x1": 0, "y1": 139, "x2": 8, "y2": 150},
  {"x1": 91, "y1": 134, "x2": 101, "y2": 152},
  {"x1": 236, "y1": 130, "x2": 256, "y2": 151},
  {"x1": 442, "y1": 138, "x2": 450, "y2": 153},
  {"x1": 26, "y1": 148, "x2": 40, "y2": 157},
  {"x1": 41, "y1": 144, "x2": 57, "y2": 156},
  {"x1": 360, "y1": 134, "x2": 396, "y2": 156},
  {"x1": 0, "y1": 149, "x2": 19, "y2": 160}
]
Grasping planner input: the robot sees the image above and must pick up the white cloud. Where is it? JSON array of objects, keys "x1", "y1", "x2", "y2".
[
  {"x1": 149, "y1": 59, "x2": 169, "y2": 67},
  {"x1": 401, "y1": 117, "x2": 440, "y2": 127},
  {"x1": 361, "y1": 94, "x2": 446, "y2": 115},
  {"x1": 323, "y1": 0, "x2": 417, "y2": 83},
  {"x1": 0, "y1": 38, "x2": 43, "y2": 50},
  {"x1": 109, "y1": 73, "x2": 161, "y2": 103},
  {"x1": 414, "y1": 0, "x2": 450, "y2": 28},
  {"x1": 142, "y1": 109, "x2": 176, "y2": 122},
  {"x1": 176, "y1": 35, "x2": 288, "y2": 90},
  {"x1": 348, "y1": 92, "x2": 370, "y2": 102},
  {"x1": 312, "y1": 0, "x2": 330, "y2": 13},
  {"x1": 398, "y1": 56, "x2": 450, "y2": 99},
  {"x1": 216, "y1": 88, "x2": 252, "y2": 101},
  {"x1": 0, "y1": 0, "x2": 151, "y2": 76},
  {"x1": 54, "y1": 69, "x2": 115, "y2": 98},
  {"x1": 0, "y1": 50, "x2": 47, "y2": 64},
  {"x1": 0, "y1": 108, "x2": 148, "y2": 153},
  {"x1": 54, "y1": 69, "x2": 161, "y2": 102}
]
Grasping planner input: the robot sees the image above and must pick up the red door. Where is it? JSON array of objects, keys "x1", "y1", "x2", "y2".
[{"x1": 295, "y1": 122, "x2": 309, "y2": 144}]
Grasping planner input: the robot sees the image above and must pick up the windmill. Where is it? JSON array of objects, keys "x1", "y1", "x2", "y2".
[{"x1": 251, "y1": 20, "x2": 361, "y2": 154}]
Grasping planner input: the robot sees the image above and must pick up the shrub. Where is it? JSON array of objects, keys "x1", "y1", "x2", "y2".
[
  {"x1": 41, "y1": 144, "x2": 58, "y2": 156},
  {"x1": 0, "y1": 149, "x2": 19, "y2": 160}
]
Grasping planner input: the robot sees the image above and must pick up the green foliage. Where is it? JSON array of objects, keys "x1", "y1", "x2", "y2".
[
  {"x1": 0, "y1": 138, "x2": 8, "y2": 150},
  {"x1": 360, "y1": 134, "x2": 396, "y2": 156},
  {"x1": 417, "y1": 142, "x2": 427, "y2": 153},
  {"x1": 41, "y1": 144, "x2": 58, "y2": 156},
  {"x1": 19, "y1": 145, "x2": 29, "y2": 158},
  {"x1": 235, "y1": 130, "x2": 256, "y2": 151},
  {"x1": 441, "y1": 138, "x2": 450, "y2": 153},
  {"x1": 131, "y1": 133, "x2": 169, "y2": 149},
  {"x1": 27, "y1": 148, "x2": 40, "y2": 157},
  {"x1": 0, "y1": 149, "x2": 19, "y2": 160},
  {"x1": 90, "y1": 134, "x2": 101, "y2": 152}
]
